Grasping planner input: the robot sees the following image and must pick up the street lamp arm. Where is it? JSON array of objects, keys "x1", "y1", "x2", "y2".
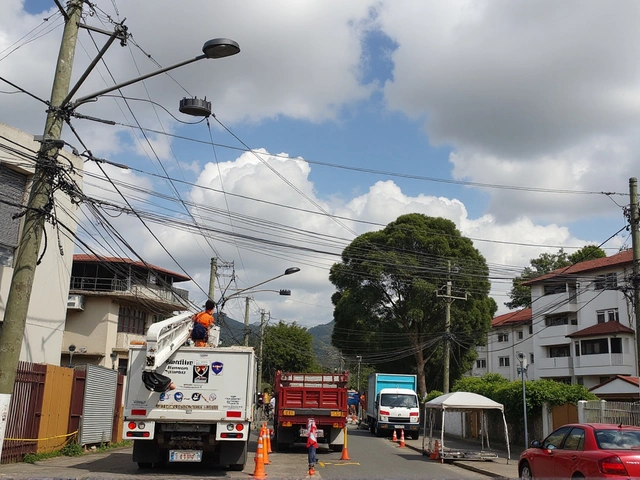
[{"x1": 218, "y1": 267, "x2": 299, "y2": 311}]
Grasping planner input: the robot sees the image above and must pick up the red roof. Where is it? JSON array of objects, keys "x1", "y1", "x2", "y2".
[
  {"x1": 589, "y1": 375, "x2": 639, "y2": 391},
  {"x1": 492, "y1": 308, "x2": 532, "y2": 327},
  {"x1": 523, "y1": 249, "x2": 633, "y2": 285},
  {"x1": 73, "y1": 254, "x2": 190, "y2": 282},
  {"x1": 566, "y1": 321, "x2": 634, "y2": 338}
]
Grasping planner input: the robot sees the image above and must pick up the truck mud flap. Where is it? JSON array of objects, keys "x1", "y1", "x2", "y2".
[
  {"x1": 220, "y1": 439, "x2": 247, "y2": 466},
  {"x1": 133, "y1": 440, "x2": 164, "y2": 463}
]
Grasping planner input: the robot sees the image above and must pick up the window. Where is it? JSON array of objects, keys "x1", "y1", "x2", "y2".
[
  {"x1": 0, "y1": 165, "x2": 28, "y2": 267},
  {"x1": 118, "y1": 358, "x2": 128, "y2": 376},
  {"x1": 595, "y1": 273, "x2": 618, "y2": 290},
  {"x1": 529, "y1": 353, "x2": 535, "y2": 364},
  {"x1": 611, "y1": 338, "x2": 622, "y2": 354},
  {"x1": 549, "y1": 345, "x2": 571, "y2": 357},
  {"x1": 544, "y1": 283, "x2": 566, "y2": 295},
  {"x1": 117, "y1": 306, "x2": 148, "y2": 334},
  {"x1": 498, "y1": 333, "x2": 509, "y2": 342},
  {"x1": 476, "y1": 359, "x2": 486, "y2": 369},
  {"x1": 577, "y1": 377, "x2": 584, "y2": 385},
  {"x1": 529, "y1": 325, "x2": 533, "y2": 335},
  {"x1": 582, "y1": 338, "x2": 609, "y2": 355},
  {"x1": 499, "y1": 356, "x2": 510, "y2": 367},
  {"x1": 574, "y1": 341, "x2": 580, "y2": 357},
  {"x1": 518, "y1": 331, "x2": 524, "y2": 340},
  {"x1": 597, "y1": 309, "x2": 619, "y2": 324},
  {"x1": 543, "y1": 426, "x2": 571, "y2": 449},
  {"x1": 599, "y1": 376, "x2": 611, "y2": 384},
  {"x1": 545, "y1": 315, "x2": 568, "y2": 327},
  {"x1": 563, "y1": 428, "x2": 585, "y2": 450}
]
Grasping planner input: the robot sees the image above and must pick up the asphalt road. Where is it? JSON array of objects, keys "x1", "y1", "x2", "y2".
[{"x1": 0, "y1": 425, "x2": 490, "y2": 479}]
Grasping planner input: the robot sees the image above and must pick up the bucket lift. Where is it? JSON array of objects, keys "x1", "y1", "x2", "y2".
[{"x1": 140, "y1": 311, "x2": 220, "y2": 392}]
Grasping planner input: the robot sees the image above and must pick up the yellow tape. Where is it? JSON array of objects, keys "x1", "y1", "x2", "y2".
[{"x1": 5, "y1": 430, "x2": 78, "y2": 442}]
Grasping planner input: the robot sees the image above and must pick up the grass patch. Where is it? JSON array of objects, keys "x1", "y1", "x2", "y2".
[{"x1": 21, "y1": 440, "x2": 132, "y2": 463}]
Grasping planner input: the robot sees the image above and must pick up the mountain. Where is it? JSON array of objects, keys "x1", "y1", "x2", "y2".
[{"x1": 217, "y1": 314, "x2": 337, "y2": 369}]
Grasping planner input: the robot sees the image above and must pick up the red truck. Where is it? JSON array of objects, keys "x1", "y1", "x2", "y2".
[{"x1": 272, "y1": 371, "x2": 348, "y2": 452}]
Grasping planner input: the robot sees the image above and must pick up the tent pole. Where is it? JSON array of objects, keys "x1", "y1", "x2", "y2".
[
  {"x1": 440, "y1": 409, "x2": 445, "y2": 459},
  {"x1": 502, "y1": 410, "x2": 511, "y2": 464}
]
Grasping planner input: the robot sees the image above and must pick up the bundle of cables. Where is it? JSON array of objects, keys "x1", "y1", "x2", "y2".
[{"x1": 142, "y1": 371, "x2": 172, "y2": 392}]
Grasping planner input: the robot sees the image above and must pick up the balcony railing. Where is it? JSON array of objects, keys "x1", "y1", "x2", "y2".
[{"x1": 70, "y1": 276, "x2": 188, "y2": 305}]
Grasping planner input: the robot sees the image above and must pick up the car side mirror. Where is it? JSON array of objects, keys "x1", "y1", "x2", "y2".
[{"x1": 530, "y1": 440, "x2": 541, "y2": 448}]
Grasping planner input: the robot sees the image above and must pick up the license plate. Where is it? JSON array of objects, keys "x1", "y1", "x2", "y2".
[
  {"x1": 169, "y1": 450, "x2": 203, "y2": 462},
  {"x1": 394, "y1": 425, "x2": 405, "y2": 429},
  {"x1": 300, "y1": 428, "x2": 324, "y2": 437}
]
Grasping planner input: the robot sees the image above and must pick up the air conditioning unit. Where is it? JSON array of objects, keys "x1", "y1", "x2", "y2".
[{"x1": 67, "y1": 294, "x2": 85, "y2": 311}]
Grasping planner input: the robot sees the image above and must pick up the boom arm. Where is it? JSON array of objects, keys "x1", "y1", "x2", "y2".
[{"x1": 144, "y1": 311, "x2": 194, "y2": 372}]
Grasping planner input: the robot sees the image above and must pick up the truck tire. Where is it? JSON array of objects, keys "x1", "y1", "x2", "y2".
[
  {"x1": 276, "y1": 442, "x2": 289, "y2": 452},
  {"x1": 410, "y1": 432, "x2": 419, "y2": 440},
  {"x1": 137, "y1": 462, "x2": 152, "y2": 469},
  {"x1": 229, "y1": 463, "x2": 245, "y2": 471},
  {"x1": 369, "y1": 420, "x2": 374, "y2": 434},
  {"x1": 330, "y1": 444, "x2": 343, "y2": 452}
]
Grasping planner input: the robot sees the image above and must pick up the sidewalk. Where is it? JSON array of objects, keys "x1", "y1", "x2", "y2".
[{"x1": 374, "y1": 426, "x2": 524, "y2": 479}]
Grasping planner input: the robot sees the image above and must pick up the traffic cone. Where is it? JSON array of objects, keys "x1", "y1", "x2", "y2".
[
  {"x1": 398, "y1": 429, "x2": 405, "y2": 448},
  {"x1": 391, "y1": 429, "x2": 397, "y2": 442},
  {"x1": 430, "y1": 440, "x2": 440, "y2": 460},
  {"x1": 252, "y1": 428, "x2": 267, "y2": 479},
  {"x1": 261, "y1": 426, "x2": 271, "y2": 465},
  {"x1": 267, "y1": 428, "x2": 273, "y2": 453},
  {"x1": 308, "y1": 464, "x2": 316, "y2": 475},
  {"x1": 339, "y1": 426, "x2": 351, "y2": 461}
]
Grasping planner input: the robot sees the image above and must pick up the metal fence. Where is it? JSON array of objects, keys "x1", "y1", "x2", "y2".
[{"x1": 579, "y1": 400, "x2": 640, "y2": 426}]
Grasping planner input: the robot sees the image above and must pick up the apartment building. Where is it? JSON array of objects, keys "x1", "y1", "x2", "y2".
[
  {"x1": 63, "y1": 254, "x2": 191, "y2": 372},
  {"x1": 471, "y1": 308, "x2": 533, "y2": 381},
  {"x1": 524, "y1": 249, "x2": 634, "y2": 388}
]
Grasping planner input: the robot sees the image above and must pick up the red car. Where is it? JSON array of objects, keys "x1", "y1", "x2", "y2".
[{"x1": 518, "y1": 423, "x2": 640, "y2": 479}]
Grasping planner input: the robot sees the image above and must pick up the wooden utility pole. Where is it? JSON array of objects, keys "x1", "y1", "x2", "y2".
[
  {"x1": 437, "y1": 261, "x2": 467, "y2": 394},
  {"x1": 0, "y1": 0, "x2": 83, "y2": 458},
  {"x1": 257, "y1": 310, "x2": 267, "y2": 390},
  {"x1": 243, "y1": 296, "x2": 251, "y2": 346},
  {"x1": 209, "y1": 257, "x2": 217, "y2": 300},
  {"x1": 630, "y1": 179, "x2": 640, "y2": 384}
]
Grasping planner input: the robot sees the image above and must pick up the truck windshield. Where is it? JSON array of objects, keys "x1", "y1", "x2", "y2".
[{"x1": 380, "y1": 393, "x2": 417, "y2": 408}]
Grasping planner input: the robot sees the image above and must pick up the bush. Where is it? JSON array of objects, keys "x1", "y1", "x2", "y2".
[{"x1": 61, "y1": 442, "x2": 83, "y2": 457}]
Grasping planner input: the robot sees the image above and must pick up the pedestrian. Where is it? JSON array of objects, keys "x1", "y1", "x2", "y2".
[
  {"x1": 306, "y1": 418, "x2": 318, "y2": 471},
  {"x1": 191, "y1": 300, "x2": 215, "y2": 347},
  {"x1": 269, "y1": 395, "x2": 275, "y2": 420}
]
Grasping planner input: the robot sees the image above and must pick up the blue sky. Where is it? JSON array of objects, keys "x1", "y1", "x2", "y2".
[{"x1": 2, "y1": 1, "x2": 637, "y2": 328}]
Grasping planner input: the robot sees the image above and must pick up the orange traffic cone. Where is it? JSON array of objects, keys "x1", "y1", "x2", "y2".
[
  {"x1": 398, "y1": 429, "x2": 405, "y2": 448},
  {"x1": 339, "y1": 426, "x2": 351, "y2": 461},
  {"x1": 261, "y1": 425, "x2": 271, "y2": 465},
  {"x1": 308, "y1": 464, "x2": 316, "y2": 475},
  {"x1": 267, "y1": 428, "x2": 273, "y2": 453},
  {"x1": 430, "y1": 440, "x2": 440, "y2": 460},
  {"x1": 252, "y1": 428, "x2": 267, "y2": 479},
  {"x1": 391, "y1": 430, "x2": 397, "y2": 442}
]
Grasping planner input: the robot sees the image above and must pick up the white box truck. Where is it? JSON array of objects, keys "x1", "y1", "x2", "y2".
[
  {"x1": 366, "y1": 373, "x2": 420, "y2": 439},
  {"x1": 122, "y1": 312, "x2": 255, "y2": 470}
]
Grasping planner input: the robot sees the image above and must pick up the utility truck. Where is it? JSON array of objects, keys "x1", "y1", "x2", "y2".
[
  {"x1": 122, "y1": 311, "x2": 255, "y2": 470},
  {"x1": 272, "y1": 371, "x2": 348, "y2": 452},
  {"x1": 366, "y1": 373, "x2": 420, "y2": 439}
]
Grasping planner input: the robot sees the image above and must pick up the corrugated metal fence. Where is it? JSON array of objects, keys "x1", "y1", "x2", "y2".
[
  {"x1": 579, "y1": 400, "x2": 640, "y2": 426},
  {"x1": 1, "y1": 362, "x2": 124, "y2": 464}
]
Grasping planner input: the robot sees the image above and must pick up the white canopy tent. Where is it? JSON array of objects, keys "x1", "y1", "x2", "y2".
[{"x1": 423, "y1": 392, "x2": 511, "y2": 463}]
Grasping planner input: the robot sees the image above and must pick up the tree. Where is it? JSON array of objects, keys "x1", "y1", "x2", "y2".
[
  {"x1": 329, "y1": 214, "x2": 496, "y2": 398},
  {"x1": 261, "y1": 321, "x2": 316, "y2": 384},
  {"x1": 505, "y1": 246, "x2": 606, "y2": 309}
]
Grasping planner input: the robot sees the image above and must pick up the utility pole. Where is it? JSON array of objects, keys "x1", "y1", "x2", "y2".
[
  {"x1": 257, "y1": 310, "x2": 267, "y2": 391},
  {"x1": 437, "y1": 261, "x2": 467, "y2": 394},
  {"x1": 0, "y1": 0, "x2": 83, "y2": 458},
  {"x1": 209, "y1": 258, "x2": 217, "y2": 300},
  {"x1": 243, "y1": 296, "x2": 251, "y2": 346},
  {"x1": 630, "y1": 179, "x2": 640, "y2": 386}
]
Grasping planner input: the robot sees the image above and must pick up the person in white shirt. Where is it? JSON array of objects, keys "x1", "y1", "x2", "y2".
[{"x1": 269, "y1": 396, "x2": 275, "y2": 419}]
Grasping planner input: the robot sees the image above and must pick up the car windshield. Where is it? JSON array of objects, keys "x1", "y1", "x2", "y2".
[
  {"x1": 380, "y1": 393, "x2": 417, "y2": 408},
  {"x1": 595, "y1": 429, "x2": 640, "y2": 450}
]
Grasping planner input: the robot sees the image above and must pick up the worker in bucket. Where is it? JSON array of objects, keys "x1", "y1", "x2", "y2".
[
  {"x1": 191, "y1": 299, "x2": 215, "y2": 347},
  {"x1": 306, "y1": 418, "x2": 318, "y2": 472}
]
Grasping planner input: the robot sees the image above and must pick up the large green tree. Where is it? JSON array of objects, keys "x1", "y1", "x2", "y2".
[
  {"x1": 329, "y1": 214, "x2": 496, "y2": 398},
  {"x1": 261, "y1": 321, "x2": 316, "y2": 384},
  {"x1": 506, "y1": 245, "x2": 606, "y2": 309}
]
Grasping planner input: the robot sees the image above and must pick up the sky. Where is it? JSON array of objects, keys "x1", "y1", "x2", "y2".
[{"x1": 1, "y1": 0, "x2": 637, "y2": 329}]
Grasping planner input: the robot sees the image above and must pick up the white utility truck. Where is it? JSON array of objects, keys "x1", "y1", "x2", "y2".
[{"x1": 122, "y1": 312, "x2": 255, "y2": 470}]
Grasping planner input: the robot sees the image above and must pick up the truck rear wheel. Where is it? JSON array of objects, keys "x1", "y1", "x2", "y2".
[
  {"x1": 137, "y1": 462, "x2": 152, "y2": 469},
  {"x1": 229, "y1": 463, "x2": 245, "y2": 471},
  {"x1": 330, "y1": 444, "x2": 343, "y2": 452},
  {"x1": 410, "y1": 432, "x2": 419, "y2": 440}
]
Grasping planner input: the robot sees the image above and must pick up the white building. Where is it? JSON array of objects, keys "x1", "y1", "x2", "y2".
[
  {"x1": 524, "y1": 249, "x2": 635, "y2": 389},
  {"x1": 471, "y1": 308, "x2": 533, "y2": 381},
  {"x1": 0, "y1": 123, "x2": 83, "y2": 365}
]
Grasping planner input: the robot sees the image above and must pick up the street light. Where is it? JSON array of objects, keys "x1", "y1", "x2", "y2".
[
  {"x1": 68, "y1": 344, "x2": 76, "y2": 368},
  {"x1": 218, "y1": 267, "x2": 300, "y2": 312},
  {"x1": 517, "y1": 352, "x2": 529, "y2": 448},
  {"x1": 239, "y1": 290, "x2": 293, "y2": 346}
]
